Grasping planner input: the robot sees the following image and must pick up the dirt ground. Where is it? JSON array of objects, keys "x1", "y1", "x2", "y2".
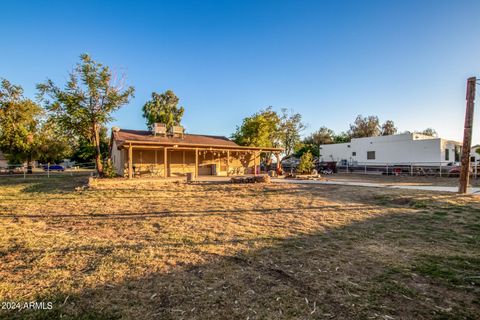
[{"x1": 0, "y1": 175, "x2": 479, "y2": 319}]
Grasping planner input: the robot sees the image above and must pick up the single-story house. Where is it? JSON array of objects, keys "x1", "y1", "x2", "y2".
[
  {"x1": 319, "y1": 132, "x2": 462, "y2": 166},
  {"x1": 110, "y1": 127, "x2": 283, "y2": 178}
]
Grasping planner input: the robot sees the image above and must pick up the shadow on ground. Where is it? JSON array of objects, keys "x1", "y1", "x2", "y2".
[
  {"x1": 0, "y1": 174, "x2": 91, "y2": 195},
  {"x1": 2, "y1": 203, "x2": 479, "y2": 320}
]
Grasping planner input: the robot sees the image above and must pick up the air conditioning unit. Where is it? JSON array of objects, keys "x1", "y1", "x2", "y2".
[
  {"x1": 170, "y1": 125, "x2": 184, "y2": 139},
  {"x1": 153, "y1": 123, "x2": 167, "y2": 136}
]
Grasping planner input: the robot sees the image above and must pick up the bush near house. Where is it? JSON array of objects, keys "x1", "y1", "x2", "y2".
[{"x1": 102, "y1": 159, "x2": 117, "y2": 178}]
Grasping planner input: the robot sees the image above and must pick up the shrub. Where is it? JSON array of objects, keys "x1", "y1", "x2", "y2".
[
  {"x1": 103, "y1": 159, "x2": 117, "y2": 178},
  {"x1": 297, "y1": 150, "x2": 314, "y2": 174}
]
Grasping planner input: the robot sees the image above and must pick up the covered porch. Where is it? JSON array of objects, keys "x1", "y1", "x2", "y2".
[{"x1": 119, "y1": 143, "x2": 282, "y2": 179}]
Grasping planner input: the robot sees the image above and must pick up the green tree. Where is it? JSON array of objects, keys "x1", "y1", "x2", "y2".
[
  {"x1": 296, "y1": 126, "x2": 333, "y2": 158},
  {"x1": 0, "y1": 79, "x2": 43, "y2": 167},
  {"x1": 70, "y1": 126, "x2": 110, "y2": 164},
  {"x1": 36, "y1": 119, "x2": 74, "y2": 164},
  {"x1": 348, "y1": 115, "x2": 381, "y2": 138},
  {"x1": 419, "y1": 128, "x2": 437, "y2": 137},
  {"x1": 232, "y1": 107, "x2": 281, "y2": 147},
  {"x1": 294, "y1": 143, "x2": 319, "y2": 157},
  {"x1": 304, "y1": 126, "x2": 334, "y2": 146},
  {"x1": 381, "y1": 120, "x2": 397, "y2": 136},
  {"x1": 37, "y1": 54, "x2": 135, "y2": 175},
  {"x1": 232, "y1": 107, "x2": 281, "y2": 167},
  {"x1": 332, "y1": 131, "x2": 350, "y2": 143},
  {"x1": 232, "y1": 107, "x2": 306, "y2": 160},
  {"x1": 142, "y1": 90, "x2": 184, "y2": 131},
  {"x1": 297, "y1": 150, "x2": 314, "y2": 174},
  {"x1": 279, "y1": 108, "x2": 306, "y2": 156}
]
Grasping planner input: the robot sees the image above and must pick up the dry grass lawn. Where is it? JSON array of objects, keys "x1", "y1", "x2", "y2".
[{"x1": 0, "y1": 175, "x2": 479, "y2": 319}]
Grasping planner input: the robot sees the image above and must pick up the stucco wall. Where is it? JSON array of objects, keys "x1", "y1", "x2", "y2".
[{"x1": 111, "y1": 140, "x2": 124, "y2": 175}]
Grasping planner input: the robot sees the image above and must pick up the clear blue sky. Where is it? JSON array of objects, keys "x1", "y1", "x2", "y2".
[{"x1": 1, "y1": 0, "x2": 479, "y2": 143}]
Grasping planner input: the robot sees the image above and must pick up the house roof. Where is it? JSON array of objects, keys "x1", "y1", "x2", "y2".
[{"x1": 112, "y1": 129, "x2": 283, "y2": 152}]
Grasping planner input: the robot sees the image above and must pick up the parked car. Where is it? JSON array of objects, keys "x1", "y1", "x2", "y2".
[
  {"x1": 6, "y1": 165, "x2": 23, "y2": 174},
  {"x1": 43, "y1": 165, "x2": 65, "y2": 172},
  {"x1": 317, "y1": 161, "x2": 337, "y2": 174},
  {"x1": 320, "y1": 168, "x2": 334, "y2": 175},
  {"x1": 448, "y1": 166, "x2": 473, "y2": 177}
]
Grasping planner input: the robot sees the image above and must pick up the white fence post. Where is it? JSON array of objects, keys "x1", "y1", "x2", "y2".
[
  {"x1": 47, "y1": 162, "x2": 50, "y2": 178},
  {"x1": 386, "y1": 163, "x2": 388, "y2": 175},
  {"x1": 364, "y1": 164, "x2": 367, "y2": 174},
  {"x1": 439, "y1": 163, "x2": 442, "y2": 177},
  {"x1": 410, "y1": 163, "x2": 413, "y2": 176}
]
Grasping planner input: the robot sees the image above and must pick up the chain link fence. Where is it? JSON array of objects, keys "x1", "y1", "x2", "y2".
[
  {"x1": 0, "y1": 162, "x2": 96, "y2": 178},
  {"x1": 335, "y1": 161, "x2": 479, "y2": 178}
]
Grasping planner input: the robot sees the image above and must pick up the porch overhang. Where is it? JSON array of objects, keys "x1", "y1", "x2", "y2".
[{"x1": 117, "y1": 139, "x2": 283, "y2": 153}]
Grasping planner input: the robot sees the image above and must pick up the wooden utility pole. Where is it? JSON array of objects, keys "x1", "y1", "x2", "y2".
[{"x1": 458, "y1": 77, "x2": 477, "y2": 193}]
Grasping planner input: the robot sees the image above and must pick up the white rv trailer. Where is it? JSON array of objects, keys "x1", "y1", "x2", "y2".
[{"x1": 319, "y1": 133, "x2": 462, "y2": 167}]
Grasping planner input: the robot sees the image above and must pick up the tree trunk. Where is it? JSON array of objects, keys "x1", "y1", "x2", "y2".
[
  {"x1": 27, "y1": 156, "x2": 33, "y2": 174},
  {"x1": 93, "y1": 123, "x2": 103, "y2": 176}
]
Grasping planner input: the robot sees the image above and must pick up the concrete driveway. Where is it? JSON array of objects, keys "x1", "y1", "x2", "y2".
[{"x1": 273, "y1": 178, "x2": 480, "y2": 194}]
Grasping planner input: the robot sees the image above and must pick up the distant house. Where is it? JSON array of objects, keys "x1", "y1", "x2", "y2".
[
  {"x1": 319, "y1": 133, "x2": 462, "y2": 166},
  {"x1": 110, "y1": 126, "x2": 283, "y2": 178},
  {"x1": 0, "y1": 151, "x2": 7, "y2": 168},
  {"x1": 471, "y1": 145, "x2": 480, "y2": 164}
]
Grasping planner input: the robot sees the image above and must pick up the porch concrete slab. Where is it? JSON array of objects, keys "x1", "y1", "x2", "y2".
[{"x1": 194, "y1": 176, "x2": 231, "y2": 182}]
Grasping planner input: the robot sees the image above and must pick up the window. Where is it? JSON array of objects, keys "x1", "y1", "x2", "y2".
[
  {"x1": 367, "y1": 151, "x2": 375, "y2": 160},
  {"x1": 352, "y1": 152, "x2": 356, "y2": 156},
  {"x1": 445, "y1": 149, "x2": 449, "y2": 161}
]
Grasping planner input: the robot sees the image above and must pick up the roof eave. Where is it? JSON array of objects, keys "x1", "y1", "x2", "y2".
[{"x1": 117, "y1": 139, "x2": 283, "y2": 152}]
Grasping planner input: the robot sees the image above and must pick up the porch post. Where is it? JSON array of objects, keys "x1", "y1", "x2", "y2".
[
  {"x1": 128, "y1": 143, "x2": 133, "y2": 179},
  {"x1": 164, "y1": 147, "x2": 168, "y2": 178},
  {"x1": 212, "y1": 150, "x2": 215, "y2": 175},
  {"x1": 182, "y1": 150, "x2": 185, "y2": 173},
  {"x1": 254, "y1": 151, "x2": 257, "y2": 175},
  {"x1": 195, "y1": 148, "x2": 199, "y2": 178},
  {"x1": 275, "y1": 153, "x2": 281, "y2": 171},
  {"x1": 227, "y1": 150, "x2": 230, "y2": 176}
]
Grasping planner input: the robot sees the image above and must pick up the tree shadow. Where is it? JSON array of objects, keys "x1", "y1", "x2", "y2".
[
  {"x1": 3, "y1": 204, "x2": 479, "y2": 320},
  {"x1": 0, "y1": 204, "x2": 375, "y2": 219},
  {"x1": 0, "y1": 175, "x2": 90, "y2": 195}
]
